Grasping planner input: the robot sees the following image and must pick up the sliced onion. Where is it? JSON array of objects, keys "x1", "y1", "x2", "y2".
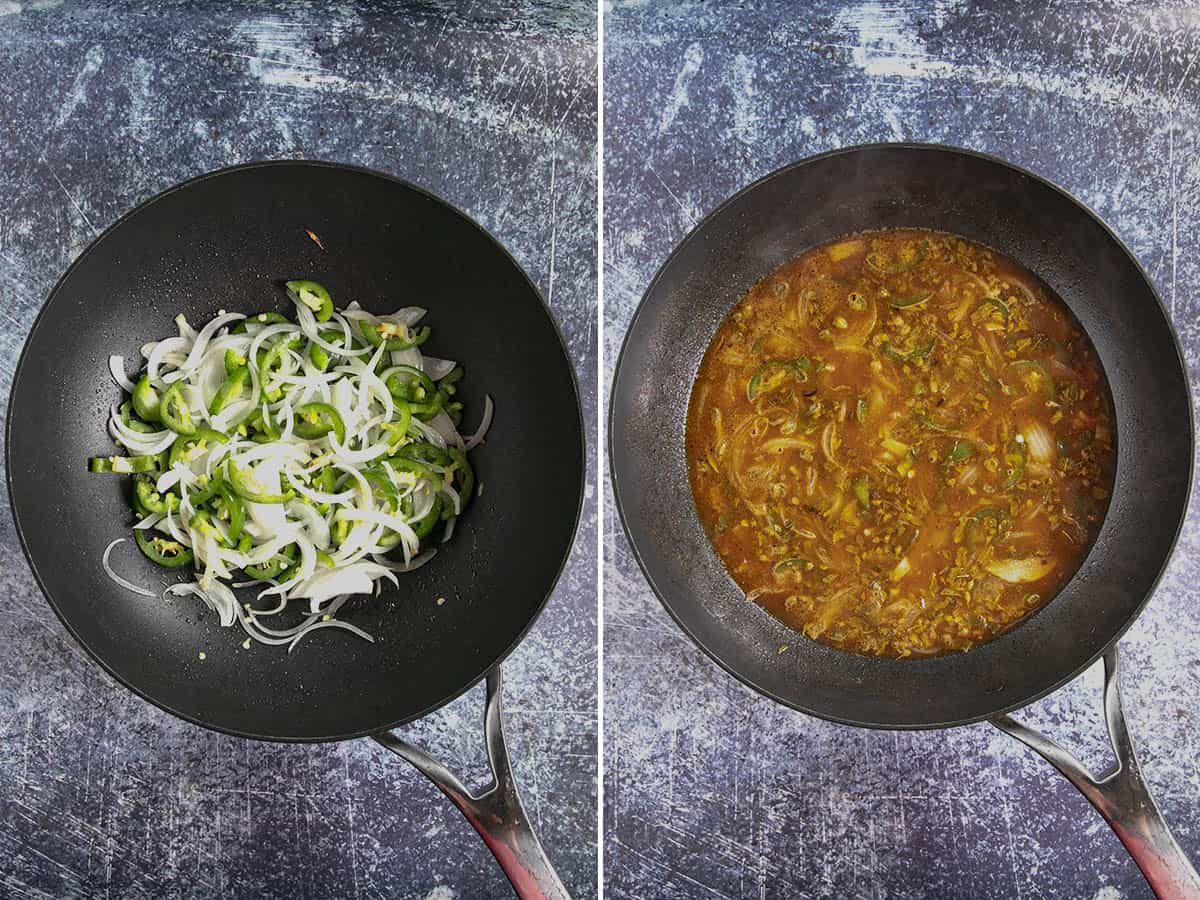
[
  {"x1": 409, "y1": 416, "x2": 447, "y2": 450},
  {"x1": 146, "y1": 336, "x2": 190, "y2": 385},
  {"x1": 177, "y1": 312, "x2": 245, "y2": 373},
  {"x1": 390, "y1": 348, "x2": 423, "y2": 369},
  {"x1": 464, "y1": 395, "x2": 494, "y2": 450},
  {"x1": 287, "y1": 619, "x2": 375, "y2": 653},
  {"x1": 422, "y1": 356, "x2": 457, "y2": 380},
  {"x1": 109, "y1": 356, "x2": 137, "y2": 392},
  {"x1": 294, "y1": 300, "x2": 372, "y2": 356},
  {"x1": 1022, "y1": 421, "x2": 1057, "y2": 464},
  {"x1": 102, "y1": 539, "x2": 157, "y2": 597},
  {"x1": 427, "y1": 410, "x2": 463, "y2": 448}
]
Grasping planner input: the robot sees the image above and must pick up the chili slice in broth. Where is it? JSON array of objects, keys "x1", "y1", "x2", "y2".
[{"x1": 685, "y1": 228, "x2": 1116, "y2": 658}]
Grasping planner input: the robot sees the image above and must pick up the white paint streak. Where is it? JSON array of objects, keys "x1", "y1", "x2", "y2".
[
  {"x1": 228, "y1": 16, "x2": 563, "y2": 142},
  {"x1": 833, "y1": 2, "x2": 953, "y2": 78},
  {"x1": 729, "y1": 53, "x2": 759, "y2": 145},
  {"x1": 658, "y1": 42, "x2": 703, "y2": 135},
  {"x1": 127, "y1": 57, "x2": 154, "y2": 145},
  {"x1": 548, "y1": 153, "x2": 558, "y2": 306},
  {"x1": 834, "y1": 0, "x2": 1178, "y2": 115},
  {"x1": 54, "y1": 45, "x2": 105, "y2": 129}
]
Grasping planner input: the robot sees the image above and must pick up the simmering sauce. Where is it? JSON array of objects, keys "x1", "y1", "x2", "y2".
[{"x1": 686, "y1": 229, "x2": 1115, "y2": 657}]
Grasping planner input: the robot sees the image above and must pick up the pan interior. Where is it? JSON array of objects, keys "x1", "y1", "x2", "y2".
[
  {"x1": 610, "y1": 144, "x2": 1192, "y2": 728},
  {"x1": 7, "y1": 162, "x2": 584, "y2": 741}
]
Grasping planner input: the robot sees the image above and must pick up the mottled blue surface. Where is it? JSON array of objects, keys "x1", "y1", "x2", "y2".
[
  {"x1": 0, "y1": 3, "x2": 596, "y2": 898},
  {"x1": 604, "y1": 2, "x2": 1200, "y2": 898}
]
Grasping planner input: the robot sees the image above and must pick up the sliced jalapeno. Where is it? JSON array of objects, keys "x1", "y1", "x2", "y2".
[
  {"x1": 168, "y1": 427, "x2": 228, "y2": 469},
  {"x1": 226, "y1": 460, "x2": 293, "y2": 504},
  {"x1": 307, "y1": 329, "x2": 345, "y2": 370},
  {"x1": 159, "y1": 381, "x2": 197, "y2": 436},
  {"x1": 292, "y1": 402, "x2": 346, "y2": 443},
  {"x1": 89, "y1": 454, "x2": 160, "y2": 474},
  {"x1": 134, "y1": 474, "x2": 180, "y2": 514},
  {"x1": 243, "y1": 543, "x2": 296, "y2": 580},
  {"x1": 213, "y1": 481, "x2": 246, "y2": 542},
  {"x1": 119, "y1": 401, "x2": 157, "y2": 434},
  {"x1": 385, "y1": 365, "x2": 436, "y2": 403},
  {"x1": 360, "y1": 317, "x2": 431, "y2": 351},
  {"x1": 257, "y1": 334, "x2": 303, "y2": 403},
  {"x1": 747, "y1": 358, "x2": 810, "y2": 401},
  {"x1": 186, "y1": 473, "x2": 220, "y2": 505},
  {"x1": 285, "y1": 280, "x2": 334, "y2": 323},
  {"x1": 132, "y1": 374, "x2": 162, "y2": 422},
  {"x1": 134, "y1": 528, "x2": 193, "y2": 568},
  {"x1": 232, "y1": 311, "x2": 289, "y2": 334}
]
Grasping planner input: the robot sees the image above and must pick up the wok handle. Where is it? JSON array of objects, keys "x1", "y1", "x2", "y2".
[
  {"x1": 992, "y1": 645, "x2": 1200, "y2": 900},
  {"x1": 373, "y1": 667, "x2": 571, "y2": 900}
]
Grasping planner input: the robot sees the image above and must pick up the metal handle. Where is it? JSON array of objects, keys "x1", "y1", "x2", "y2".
[
  {"x1": 373, "y1": 667, "x2": 571, "y2": 900},
  {"x1": 992, "y1": 645, "x2": 1200, "y2": 899}
]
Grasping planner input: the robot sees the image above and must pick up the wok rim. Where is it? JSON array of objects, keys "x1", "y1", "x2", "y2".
[
  {"x1": 608, "y1": 140, "x2": 1195, "y2": 730},
  {"x1": 6, "y1": 158, "x2": 587, "y2": 743}
]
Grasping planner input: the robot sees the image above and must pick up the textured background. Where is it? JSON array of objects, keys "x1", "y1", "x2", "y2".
[
  {"x1": 604, "y1": 1, "x2": 1200, "y2": 898},
  {"x1": 0, "y1": 2, "x2": 596, "y2": 898}
]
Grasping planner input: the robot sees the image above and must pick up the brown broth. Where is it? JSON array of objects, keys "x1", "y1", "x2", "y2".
[{"x1": 685, "y1": 229, "x2": 1116, "y2": 658}]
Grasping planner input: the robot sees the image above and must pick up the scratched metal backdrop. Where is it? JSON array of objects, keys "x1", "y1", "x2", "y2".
[
  {"x1": 0, "y1": 2, "x2": 596, "y2": 898},
  {"x1": 603, "y1": 1, "x2": 1200, "y2": 898}
]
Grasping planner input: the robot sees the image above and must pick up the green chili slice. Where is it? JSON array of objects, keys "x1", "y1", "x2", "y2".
[
  {"x1": 307, "y1": 329, "x2": 345, "y2": 371},
  {"x1": 168, "y1": 427, "x2": 228, "y2": 469},
  {"x1": 747, "y1": 357, "x2": 810, "y2": 401},
  {"x1": 851, "y1": 474, "x2": 870, "y2": 509},
  {"x1": 132, "y1": 375, "x2": 162, "y2": 422},
  {"x1": 385, "y1": 366, "x2": 437, "y2": 403},
  {"x1": 226, "y1": 460, "x2": 294, "y2": 504},
  {"x1": 210, "y1": 366, "x2": 249, "y2": 415},
  {"x1": 243, "y1": 543, "x2": 297, "y2": 580},
  {"x1": 915, "y1": 412, "x2": 962, "y2": 432},
  {"x1": 285, "y1": 280, "x2": 334, "y2": 322},
  {"x1": 293, "y1": 402, "x2": 346, "y2": 443},
  {"x1": 159, "y1": 381, "x2": 197, "y2": 436},
  {"x1": 89, "y1": 454, "x2": 159, "y2": 474},
  {"x1": 257, "y1": 334, "x2": 303, "y2": 403},
  {"x1": 224, "y1": 348, "x2": 247, "y2": 374},
  {"x1": 185, "y1": 473, "x2": 220, "y2": 505},
  {"x1": 134, "y1": 528, "x2": 193, "y2": 568},
  {"x1": 976, "y1": 296, "x2": 1010, "y2": 323},
  {"x1": 396, "y1": 441, "x2": 452, "y2": 467},
  {"x1": 134, "y1": 474, "x2": 179, "y2": 514},
  {"x1": 232, "y1": 311, "x2": 289, "y2": 334},
  {"x1": 214, "y1": 481, "x2": 246, "y2": 542},
  {"x1": 773, "y1": 558, "x2": 813, "y2": 574},
  {"x1": 331, "y1": 518, "x2": 351, "y2": 546},
  {"x1": 359, "y1": 317, "x2": 431, "y2": 351},
  {"x1": 882, "y1": 334, "x2": 935, "y2": 364},
  {"x1": 888, "y1": 290, "x2": 934, "y2": 309},
  {"x1": 948, "y1": 440, "x2": 975, "y2": 461},
  {"x1": 119, "y1": 401, "x2": 157, "y2": 434}
]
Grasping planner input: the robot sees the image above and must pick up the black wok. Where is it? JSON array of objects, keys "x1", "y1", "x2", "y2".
[
  {"x1": 610, "y1": 144, "x2": 1197, "y2": 897},
  {"x1": 7, "y1": 161, "x2": 584, "y2": 899}
]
